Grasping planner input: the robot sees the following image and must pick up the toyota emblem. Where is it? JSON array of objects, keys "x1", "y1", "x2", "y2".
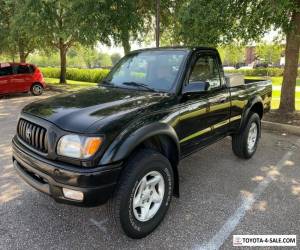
[{"x1": 26, "y1": 128, "x2": 32, "y2": 140}]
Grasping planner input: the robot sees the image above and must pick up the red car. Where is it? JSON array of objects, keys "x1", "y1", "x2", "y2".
[{"x1": 0, "y1": 62, "x2": 46, "y2": 96}]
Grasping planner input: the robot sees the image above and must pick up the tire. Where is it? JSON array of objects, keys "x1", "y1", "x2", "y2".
[
  {"x1": 109, "y1": 149, "x2": 174, "y2": 239},
  {"x1": 31, "y1": 83, "x2": 43, "y2": 96},
  {"x1": 232, "y1": 112, "x2": 261, "y2": 159}
]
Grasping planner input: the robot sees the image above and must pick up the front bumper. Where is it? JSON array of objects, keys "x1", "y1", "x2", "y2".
[{"x1": 12, "y1": 137, "x2": 122, "y2": 206}]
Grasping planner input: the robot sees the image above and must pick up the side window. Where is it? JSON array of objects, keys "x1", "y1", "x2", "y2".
[
  {"x1": 16, "y1": 65, "x2": 31, "y2": 74},
  {"x1": 0, "y1": 66, "x2": 13, "y2": 77},
  {"x1": 29, "y1": 65, "x2": 35, "y2": 73},
  {"x1": 189, "y1": 54, "x2": 221, "y2": 90}
]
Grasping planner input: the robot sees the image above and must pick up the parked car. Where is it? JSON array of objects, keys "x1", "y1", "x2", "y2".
[
  {"x1": 0, "y1": 62, "x2": 46, "y2": 96},
  {"x1": 12, "y1": 47, "x2": 272, "y2": 238}
]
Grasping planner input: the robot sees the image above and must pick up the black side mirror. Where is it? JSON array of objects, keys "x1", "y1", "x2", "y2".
[{"x1": 182, "y1": 81, "x2": 210, "y2": 95}]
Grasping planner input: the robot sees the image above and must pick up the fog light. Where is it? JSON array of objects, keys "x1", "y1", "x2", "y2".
[{"x1": 62, "y1": 188, "x2": 84, "y2": 201}]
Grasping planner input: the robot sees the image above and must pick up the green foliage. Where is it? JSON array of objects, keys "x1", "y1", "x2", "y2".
[
  {"x1": 20, "y1": 0, "x2": 111, "y2": 82},
  {"x1": 41, "y1": 67, "x2": 109, "y2": 83},
  {"x1": 27, "y1": 47, "x2": 113, "y2": 68},
  {"x1": 89, "y1": 0, "x2": 149, "y2": 54},
  {"x1": 255, "y1": 43, "x2": 284, "y2": 64},
  {"x1": 22, "y1": 0, "x2": 108, "y2": 49},
  {"x1": 0, "y1": 0, "x2": 40, "y2": 61},
  {"x1": 75, "y1": 46, "x2": 112, "y2": 68},
  {"x1": 111, "y1": 53, "x2": 122, "y2": 65},
  {"x1": 98, "y1": 53, "x2": 112, "y2": 67},
  {"x1": 175, "y1": 0, "x2": 236, "y2": 46},
  {"x1": 28, "y1": 53, "x2": 60, "y2": 67},
  {"x1": 225, "y1": 68, "x2": 300, "y2": 77},
  {"x1": 218, "y1": 45, "x2": 245, "y2": 65},
  {"x1": 175, "y1": 0, "x2": 297, "y2": 46}
]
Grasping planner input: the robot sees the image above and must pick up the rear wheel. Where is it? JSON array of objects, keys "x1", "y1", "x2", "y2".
[
  {"x1": 232, "y1": 112, "x2": 261, "y2": 159},
  {"x1": 31, "y1": 83, "x2": 43, "y2": 96},
  {"x1": 109, "y1": 149, "x2": 174, "y2": 238}
]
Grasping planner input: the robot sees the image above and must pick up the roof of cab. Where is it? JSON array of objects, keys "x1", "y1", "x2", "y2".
[{"x1": 128, "y1": 46, "x2": 218, "y2": 54}]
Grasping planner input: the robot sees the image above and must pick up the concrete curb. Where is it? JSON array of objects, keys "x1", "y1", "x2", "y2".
[{"x1": 262, "y1": 120, "x2": 300, "y2": 136}]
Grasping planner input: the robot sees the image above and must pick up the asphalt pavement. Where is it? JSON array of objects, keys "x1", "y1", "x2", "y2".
[{"x1": 1, "y1": 92, "x2": 300, "y2": 250}]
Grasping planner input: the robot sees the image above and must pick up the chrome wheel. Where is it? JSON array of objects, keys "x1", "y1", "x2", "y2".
[
  {"x1": 247, "y1": 122, "x2": 258, "y2": 153},
  {"x1": 132, "y1": 171, "x2": 165, "y2": 222},
  {"x1": 32, "y1": 84, "x2": 42, "y2": 95}
]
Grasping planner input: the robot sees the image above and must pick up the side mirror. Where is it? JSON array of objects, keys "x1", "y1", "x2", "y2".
[{"x1": 182, "y1": 81, "x2": 210, "y2": 95}]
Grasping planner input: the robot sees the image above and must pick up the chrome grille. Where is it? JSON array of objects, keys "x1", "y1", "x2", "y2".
[{"x1": 17, "y1": 119, "x2": 48, "y2": 153}]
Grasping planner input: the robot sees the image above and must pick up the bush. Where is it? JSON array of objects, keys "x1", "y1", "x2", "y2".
[
  {"x1": 40, "y1": 67, "x2": 110, "y2": 83},
  {"x1": 225, "y1": 67, "x2": 300, "y2": 77}
]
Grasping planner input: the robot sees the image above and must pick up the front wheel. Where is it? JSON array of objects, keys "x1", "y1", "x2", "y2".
[
  {"x1": 109, "y1": 149, "x2": 174, "y2": 238},
  {"x1": 232, "y1": 112, "x2": 261, "y2": 159},
  {"x1": 31, "y1": 83, "x2": 43, "y2": 96}
]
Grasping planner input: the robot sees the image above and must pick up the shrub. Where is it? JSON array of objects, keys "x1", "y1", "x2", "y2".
[
  {"x1": 40, "y1": 67, "x2": 110, "y2": 83},
  {"x1": 225, "y1": 67, "x2": 300, "y2": 77}
]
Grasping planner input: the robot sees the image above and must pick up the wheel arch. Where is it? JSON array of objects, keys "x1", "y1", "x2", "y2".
[
  {"x1": 240, "y1": 96, "x2": 263, "y2": 131},
  {"x1": 99, "y1": 123, "x2": 181, "y2": 196},
  {"x1": 31, "y1": 82, "x2": 44, "y2": 88}
]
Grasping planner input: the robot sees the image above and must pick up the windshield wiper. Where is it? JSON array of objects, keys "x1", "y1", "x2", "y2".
[{"x1": 122, "y1": 81, "x2": 156, "y2": 92}]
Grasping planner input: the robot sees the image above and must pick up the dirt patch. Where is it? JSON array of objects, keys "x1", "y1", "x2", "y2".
[{"x1": 263, "y1": 111, "x2": 300, "y2": 127}]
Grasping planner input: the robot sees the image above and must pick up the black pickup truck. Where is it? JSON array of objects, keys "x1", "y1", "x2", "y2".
[{"x1": 12, "y1": 47, "x2": 272, "y2": 238}]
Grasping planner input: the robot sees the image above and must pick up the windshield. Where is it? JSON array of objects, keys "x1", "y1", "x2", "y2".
[{"x1": 104, "y1": 50, "x2": 188, "y2": 92}]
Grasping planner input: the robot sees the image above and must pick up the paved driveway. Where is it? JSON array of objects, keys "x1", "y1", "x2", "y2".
[{"x1": 1, "y1": 93, "x2": 300, "y2": 249}]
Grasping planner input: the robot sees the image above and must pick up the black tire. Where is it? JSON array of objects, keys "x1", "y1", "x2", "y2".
[
  {"x1": 109, "y1": 148, "x2": 174, "y2": 239},
  {"x1": 232, "y1": 112, "x2": 261, "y2": 159},
  {"x1": 31, "y1": 83, "x2": 43, "y2": 96}
]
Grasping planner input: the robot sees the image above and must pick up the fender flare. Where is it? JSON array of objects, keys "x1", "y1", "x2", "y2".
[
  {"x1": 240, "y1": 95, "x2": 263, "y2": 131},
  {"x1": 99, "y1": 122, "x2": 180, "y2": 166}
]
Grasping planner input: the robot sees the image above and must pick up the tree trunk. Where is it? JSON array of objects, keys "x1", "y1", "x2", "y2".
[
  {"x1": 59, "y1": 40, "x2": 67, "y2": 84},
  {"x1": 121, "y1": 30, "x2": 131, "y2": 55},
  {"x1": 19, "y1": 51, "x2": 27, "y2": 63},
  {"x1": 18, "y1": 41, "x2": 27, "y2": 63},
  {"x1": 279, "y1": 9, "x2": 300, "y2": 113}
]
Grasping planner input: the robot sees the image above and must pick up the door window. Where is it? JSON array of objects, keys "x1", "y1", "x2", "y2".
[
  {"x1": 189, "y1": 54, "x2": 221, "y2": 90},
  {"x1": 0, "y1": 66, "x2": 13, "y2": 76},
  {"x1": 15, "y1": 65, "x2": 31, "y2": 74}
]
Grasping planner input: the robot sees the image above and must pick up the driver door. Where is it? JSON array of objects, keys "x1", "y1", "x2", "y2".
[{"x1": 179, "y1": 51, "x2": 230, "y2": 156}]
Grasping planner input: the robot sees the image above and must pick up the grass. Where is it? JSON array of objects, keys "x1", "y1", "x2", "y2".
[
  {"x1": 245, "y1": 76, "x2": 300, "y2": 110},
  {"x1": 272, "y1": 90, "x2": 300, "y2": 99},
  {"x1": 271, "y1": 99, "x2": 300, "y2": 110},
  {"x1": 246, "y1": 76, "x2": 300, "y2": 86},
  {"x1": 45, "y1": 77, "x2": 300, "y2": 110},
  {"x1": 45, "y1": 77, "x2": 97, "y2": 91},
  {"x1": 45, "y1": 77, "x2": 96, "y2": 86}
]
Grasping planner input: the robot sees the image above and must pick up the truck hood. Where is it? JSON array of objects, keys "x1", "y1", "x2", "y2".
[{"x1": 22, "y1": 86, "x2": 170, "y2": 133}]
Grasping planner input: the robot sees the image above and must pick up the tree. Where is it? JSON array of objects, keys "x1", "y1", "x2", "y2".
[
  {"x1": 218, "y1": 45, "x2": 245, "y2": 66},
  {"x1": 76, "y1": 46, "x2": 100, "y2": 68},
  {"x1": 90, "y1": 0, "x2": 151, "y2": 55},
  {"x1": 111, "y1": 53, "x2": 122, "y2": 65},
  {"x1": 0, "y1": 0, "x2": 38, "y2": 63},
  {"x1": 175, "y1": 0, "x2": 235, "y2": 46},
  {"x1": 98, "y1": 53, "x2": 112, "y2": 67},
  {"x1": 22, "y1": 0, "x2": 109, "y2": 83},
  {"x1": 175, "y1": 0, "x2": 300, "y2": 113},
  {"x1": 90, "y1": 0, "x2": 175, "y2": 55},
  {"x1": 256, "y1": 43, "x2": 283, "y2": 65}
]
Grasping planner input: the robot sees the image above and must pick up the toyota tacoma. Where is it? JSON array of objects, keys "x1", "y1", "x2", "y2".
[{"x1": 12, "y1": 47, "x2": 272, "y2": 238}]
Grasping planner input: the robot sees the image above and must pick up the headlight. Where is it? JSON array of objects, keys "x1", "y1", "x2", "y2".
[{"x1": 57, "y1": 135, "x2": 103, "y2": 159}]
